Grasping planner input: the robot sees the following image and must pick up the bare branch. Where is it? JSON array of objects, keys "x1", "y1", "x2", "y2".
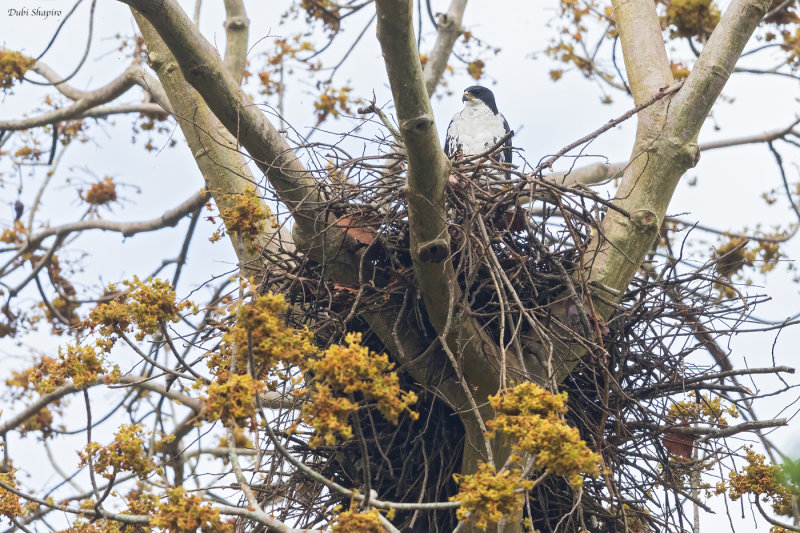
[
  {"x1": 358, "y1": 102, "x2": 403, "y2": 144},
  {"x1": 222, "y1": 0, "x2": 249, "y2": 84},
  {"x1": 422, "y1": 0, "x2": 468, "y2": 97},
  {"x1": 566, "y1": 0, "x2": 772, "y2": 388},
  {"x1": 535, "y1": 81, "x2": 684, "y2": 175},
  {"x1": 696, "y1": 419, "x2": 787, "y2": 442},
  {"x1": 0, "y1": 375, "x2": 201, "y2": 437},
  {"x1": 0, "y1": 480, "x2": 151, "y2": 527},
  {"x1": 588, "y1": 0, "x2": 766, "y2": 295},
  {"x1": 666, "y1": 217, "x2": 798, "y2": 242},
  {"x1": 700, "y1": 117, "x2": 800, "y2": 151},
  {"x1": 546, "y1": 117, "x2": 800, "y2": 187},
  {"x1": 28, "y1": 57, "x2": 168, "y2": 107},
  {"x1": 671, "y1": 0, "x2": 774, "y2": 138},
  {"x1": 0, "y1": 371, "x2": 296, "y2": 438},
  {"x1": 374, "y1": 1, "x2": 509, "y2": 453},
  {"x1": 0, "y1": 477, "x2": 307, "y2": 531},
  {"x1": 24, "y1": 189, "x2": 208, "y2": 249},
  {"x1": 754, "y1": 499, "x2": 800, "y2": 533},
  {"x1": 225, "y1": 421, "x2": 278, "y2": 530},
  {"x1": 0, "y1": 64, "x2": 142, "y2": 131},
  {"x1": 79, "y1": 103, "x2": 170, "y2": 118},
  {"x1": 544, "y1": 161, "x2": 626, "y2": 187}
]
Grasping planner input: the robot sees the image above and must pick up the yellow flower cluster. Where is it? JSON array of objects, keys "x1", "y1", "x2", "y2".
[
  {"x1": 300, "y1": 332, "x2": 418, "y2": 447},
  {"x1": 659, "y1": 0, "x2": 720, "y2": 40},
  {"x1": 78, "y1": 424, "x2": 155, "y2": 480},
  {"x1": 6, "y1": 343, "x2": 116, "y2": 395},
  {"x1": 782, "y1": 26, "x2": 800, "y2": 69},
  {"x1": 0, "y1": 471, "x2": 22, "y2": 523},
  {"x1": 202, "y1": 374, "x2": 266, "y2": 426},
  {"x1": 150, "y1": 487, "x2": 232, "y2": 533},
  {"x1": 57, "y1": 520, "x2": 123, "y2": 532},
  {"x1": 668, "y1": 395, "x2": 737, "y2": 426},
  {"x1": 0, "y1": 221, "x2": 24, "y2": 245},
  {"x1": 450, "y1": 383, "x2": 600, "y2": 530},
  {"x1": 202, "y1": 289, "x2": 416, "y2": 444},
  {"x1": 217, "y1": 187, "x2": 274, "y2": 240},
  {"x1": 212, "y1": 292, "x2": 314, "y2": 381},
  {"x1": 487, "y1": 382, "x2": 601, "y2": 487},
  {"x1": 452, "y1": 463, "x2": 533, "y2": 531},
  {"x1": 313, "y1": 85, "x2": 354, "y2": 123},
  {"x1": 88, "y1": 277, "x2": 194, "y2": 344},
  {"x1": 725, "y1": 448, "x2": 794, "y2": 516},
  {"x1": 80, "y1": 177, "x2": 117, "y2": 207},
  {"x1": 331, "y1": 508, "x2": 384, "y2": 533},
  {"x1": 0, "y1": 50, "x2": 33, "y2": 90}
]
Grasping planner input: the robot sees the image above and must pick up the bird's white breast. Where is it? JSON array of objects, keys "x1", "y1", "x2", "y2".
[{"x1": 446, "y1": 102, "x2": 508, "y2": 157}]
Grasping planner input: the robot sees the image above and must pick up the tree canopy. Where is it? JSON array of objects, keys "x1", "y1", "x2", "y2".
[{"x1": 1, "y1": 1, "x2": 800, "y2": 532}]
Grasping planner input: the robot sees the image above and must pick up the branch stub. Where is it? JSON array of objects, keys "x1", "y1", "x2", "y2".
[
  {"x1": 400, "y1": 115, "x2": 434, "y2": 136},
  {"x1": 417, "y1": 238, "x2": 449, "y2": 263}
]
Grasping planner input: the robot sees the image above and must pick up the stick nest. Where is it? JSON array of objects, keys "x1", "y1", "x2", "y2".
[{"x1": 240, "y1": 134, "x2": 793, "y2": 533}]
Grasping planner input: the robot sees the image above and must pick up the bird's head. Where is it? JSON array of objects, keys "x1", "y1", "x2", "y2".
[{"x1": 462, "y1": 85, "x2": 499, "y2": 114}]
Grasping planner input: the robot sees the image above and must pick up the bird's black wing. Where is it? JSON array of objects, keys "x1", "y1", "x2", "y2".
[
  {"x1": 501, "y1": 114, "x2": 512, "y2": 164},
  {"x1": 444, "y1": 118, "x2": 458, "y2": 158}
]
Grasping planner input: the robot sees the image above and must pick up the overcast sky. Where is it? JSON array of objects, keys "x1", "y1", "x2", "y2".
[{"x1": 2, "y1": 1, "x2": 800, "y2": 531}]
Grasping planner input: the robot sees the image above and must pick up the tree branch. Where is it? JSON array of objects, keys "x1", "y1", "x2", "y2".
[
  {"x1": 565, "y1": 0, "x2": 772, "y2": 386},
  {"x1": 699, "y1": 117, "x2": 800, "y2": 151},
  {"x1": 543, "y1": 115, "x2": 800, "y2": 190},
  {"x1": 423, "y1": 0, "x2": 468, "y2": 97},
  {"x1": 121, "y1": 0, "x2": 359, "y2": 281},
  {"x1": 222, "y1": 0, "x2": 249, "y2": 84},
  {"x1": 696, "y1": 419, "x2": 787, "y2": 442},
  {"x1": 0, "y1": 64, "x2": 141, "y2": 131},
  {"x1": 544, "y1": 161, "x2": 626, "y2": 187},
  {"x1": 131, "y1": 12, "x2": 291, "y2": 274},
  {"x1": 0, "y1": 375, "x2": 200, "y2": 437},
  {"x1": 536, "y1": 81, "x2": 684, "y2": 175},
  {"x1": 28, "y1": 57, "x2": 169, "y2": 107},
  {"x1": 127, "y1": 3, "x2": 482, "y2": 432},
  {"x1": 0, "y1": 478, "x2": 307, "y2": 532},
  {"x1": 0, "y1": 373, "x2": 295, "y2": 438},
  {"x1": 671, "y1": 0, "x2": 774, "y2": 137},
  {"x1": 23, "y1": 190, "x2": 209, "y2": 250},
  {"x1": 375, "y1": 0, "x2": 455, "y2": 332},
  {"x1": 80, "y1": 103, "x2": 171, "y2": 119},
  {"x1": 375, "y1": 0, "x2": 517, "y2": 483}
]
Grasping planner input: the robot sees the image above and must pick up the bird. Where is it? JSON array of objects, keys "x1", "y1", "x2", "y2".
[
  {"x1": 13, "y1": 199, "x2": 23, "y2": 222},
  {"x1": 444, "y1": 85, "x2": 512, "y2": 164}
]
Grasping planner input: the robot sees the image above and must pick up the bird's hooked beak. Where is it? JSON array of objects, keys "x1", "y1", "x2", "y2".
[{"x1": 462, "y1": 90, "x2": 474, "y2": 103}]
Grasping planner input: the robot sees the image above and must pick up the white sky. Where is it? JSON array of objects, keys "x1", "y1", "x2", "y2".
[{"x1": 1, "y1": 0, "x2": 800, "y2": 531}]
